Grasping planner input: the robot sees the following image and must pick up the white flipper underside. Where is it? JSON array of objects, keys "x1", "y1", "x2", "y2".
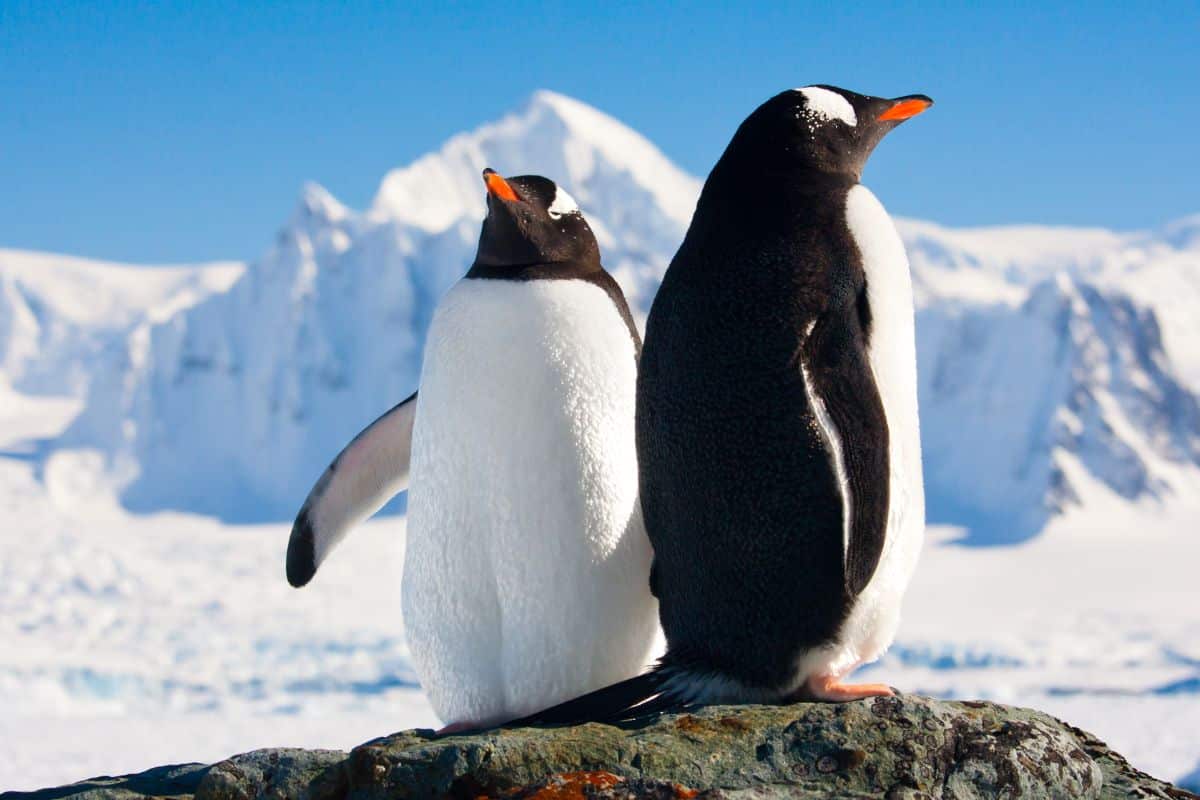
[{"x1": 287, "y1": 393, "x2": 417, "y2": 586}]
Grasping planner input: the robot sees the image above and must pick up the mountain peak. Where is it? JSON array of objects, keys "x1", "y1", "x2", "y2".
[
  {"x1": 292, "y1": 182, "x2": 349, "y2": 227},
  {"x1": 1156, "y1": 213, "x2": 1200, "y2": 250},
  {"x1": 525, "y1": 88, "x2": 588, "y2": 117},
  {"x1": 369, "y1": 90, "x2": 700, "y2": 233}
]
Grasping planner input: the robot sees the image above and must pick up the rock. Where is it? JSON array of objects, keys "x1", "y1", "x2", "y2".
[
  {"x1": 0, "y1": 763, "x2": 209, "y2": 800},
  {"x1": 4, "y1": 696, "x2": 1195, "y2": 800},
  {"x1": 194, "y1": 749, "x2": 346, "y2": 800}
]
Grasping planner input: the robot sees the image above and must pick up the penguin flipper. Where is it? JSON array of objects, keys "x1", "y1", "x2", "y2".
[
  {"x1": 506, "y1": 670, "x2": 678, "y2": 728},
  {"x1": 286, "y1": 391, "x2": 418, "y2": 587},
  {"x1": 805, "y1": 295, "x2": 891, "y2": 597}
]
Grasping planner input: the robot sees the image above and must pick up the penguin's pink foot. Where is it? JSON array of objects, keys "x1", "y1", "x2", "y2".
[
  {"x1": 435, "y1": 720, "x2": 479, "y2": 736},
  {"x1": 802, "y1": 673, "x2": 894, "y2": 702}
]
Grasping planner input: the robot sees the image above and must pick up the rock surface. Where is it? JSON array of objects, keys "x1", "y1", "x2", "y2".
[{"x1": 5, "y1": 696, "x2": 1195, "y2": 800}]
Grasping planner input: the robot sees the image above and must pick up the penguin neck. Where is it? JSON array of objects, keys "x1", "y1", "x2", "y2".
[
  {"x1": 688, "y1": 160, "x2": 859, "y2": 249},
  {"x1": 464, "y1": 256, "x2": 641, "y2": 355},
  {"x1": 465, "y1": 257, "x2": 605, "y2": 282},
  {"x1": 721, "y1": 153, "x2": 857, "y2": 201}
]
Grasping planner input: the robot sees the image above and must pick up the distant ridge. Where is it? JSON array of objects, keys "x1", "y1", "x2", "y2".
[{"x1": 3, "y1": 90, "x2": 1195, "y2": 542}]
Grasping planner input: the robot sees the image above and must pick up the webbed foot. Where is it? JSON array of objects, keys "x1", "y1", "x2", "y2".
[{"x1": 800, "y1": 673, "x2": 894, "y2": 702}]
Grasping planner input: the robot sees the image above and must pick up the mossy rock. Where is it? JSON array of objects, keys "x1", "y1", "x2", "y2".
[{"x1": 5, "y1": 695, "x2": 1196, "y2": 800}]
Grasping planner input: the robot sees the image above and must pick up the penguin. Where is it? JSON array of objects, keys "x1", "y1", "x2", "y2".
[
  {"x1": 286, "y1": 169, "x2": 658, "y2": 731},
  {"x1": 515, "y1": 86, "x2": 932, "y2": 726}
]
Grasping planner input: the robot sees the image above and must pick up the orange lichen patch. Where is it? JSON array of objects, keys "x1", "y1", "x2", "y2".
[
  {"x1": 499, "y1": 770, "x2": 701, "y2": 800},
  {"x1": 717, "y1": 716, "x2": 752, "y2": 732},
  {"x1": 524, "y1": 771, "x2": 625, "y2": 800},
  {"x1": 673, "y1": 714, "x2": 750, "y2": 736}
]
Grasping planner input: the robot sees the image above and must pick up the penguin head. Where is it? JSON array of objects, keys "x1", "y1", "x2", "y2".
[
  {"x1": 474, "y1": 170, "x2": 600, "y2": 268},
  {"x1": 725, "y1": 86, "x2": 933, "y2": 180}
]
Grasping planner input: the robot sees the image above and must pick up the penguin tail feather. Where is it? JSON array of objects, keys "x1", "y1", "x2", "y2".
[{"x1": 506, "y1": 666, "x2": 689, "y2": 728}]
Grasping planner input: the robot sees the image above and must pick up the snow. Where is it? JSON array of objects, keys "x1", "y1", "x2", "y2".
[
  {"x1": 0, "y1": 249, "x2": 242, "y2": 397},
  {"x1": 0, "y1": 249, "x2": 243, "y2": 330},
  {"x1": 2, "y1": 89, "x2": 1199, "y2": 791},
  {"x1": 0, "y1": 405, "x2": 438, "y2": 788},
  {"x1": 3, "y1": 413, "x2": 1198, "y2": 787}
]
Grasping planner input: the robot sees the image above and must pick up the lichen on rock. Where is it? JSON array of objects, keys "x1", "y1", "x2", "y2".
[{"x1": 4, "y1": 695, "x2": 1196, "y2": 800}]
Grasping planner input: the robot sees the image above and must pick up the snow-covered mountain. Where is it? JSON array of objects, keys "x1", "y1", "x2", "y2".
[
  {"x1": 0, "y1": 249, "x2": 242, "y2": 398},
  {"x1": 60, "y1": 92, "x2": 700, "y2": 520},
  {"x1": 904, "y1": 215, "x2": 1200, "y2": 388},
  {"x1": 919, "y1": 275, "x2": 1200, "y2": 541},
  {"x1": 36, "y1": 91, "x2": 1200, "y2": 540},
  {"x1": 900, "y1": 216, "x2": 1200, "y2": 539}
]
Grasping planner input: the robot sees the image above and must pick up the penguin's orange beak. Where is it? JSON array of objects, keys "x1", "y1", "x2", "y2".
[
  {"x1": 878, "y1": 96, "x2": 933, "y2": 121},
  {"x1": 482, "y1": 169, "x2": 520, "y2": 202}
]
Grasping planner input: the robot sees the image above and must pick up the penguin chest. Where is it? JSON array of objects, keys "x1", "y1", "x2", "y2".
[
  {"x1": 836, "y1": 185, "x2": 926, "y2": 663},
  {"x1": 408, "y1": 277, "x2": 640, "y2": 556},
  {"x1": 402, "y1": 277, "x2": 653, "y2": 721}
]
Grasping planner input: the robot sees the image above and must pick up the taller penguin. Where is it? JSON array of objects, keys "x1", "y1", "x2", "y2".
[
  {"x1": 287, "y1": 170, "x2": 658, "y2": 731},
  {"x1": 519, "y1": 86, "x2": 933, "y2": 724}
]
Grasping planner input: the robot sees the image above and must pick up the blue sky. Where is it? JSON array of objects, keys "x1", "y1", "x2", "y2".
[{"x1": 2, "y1": 1, "x2": 1197, "y2": 263}]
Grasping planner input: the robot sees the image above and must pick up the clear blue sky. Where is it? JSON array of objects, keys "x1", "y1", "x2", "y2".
[{"x1": 2, "y1": 1, "x2": 1197, "y2": 263}]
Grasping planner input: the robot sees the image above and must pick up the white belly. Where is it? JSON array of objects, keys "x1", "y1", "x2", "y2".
[
  {"x1": 402, "y1": 277, "x2": 658, "y2": 726},
  {"x1": 820, "y1": 185, "x2": 926, "y2": 677}
]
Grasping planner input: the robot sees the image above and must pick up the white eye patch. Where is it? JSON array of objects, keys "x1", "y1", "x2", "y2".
[
  {"x1": 796, "y1": 86, "x2": 857, "y2": 127},
  {"x1": 547, "y1": 186, "x2": 581, "y2": 219}
]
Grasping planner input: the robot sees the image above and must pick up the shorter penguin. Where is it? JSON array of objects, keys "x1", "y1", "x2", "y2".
[{"x1": 287, "y1": 170, "x2": 658, "y2": 731}]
